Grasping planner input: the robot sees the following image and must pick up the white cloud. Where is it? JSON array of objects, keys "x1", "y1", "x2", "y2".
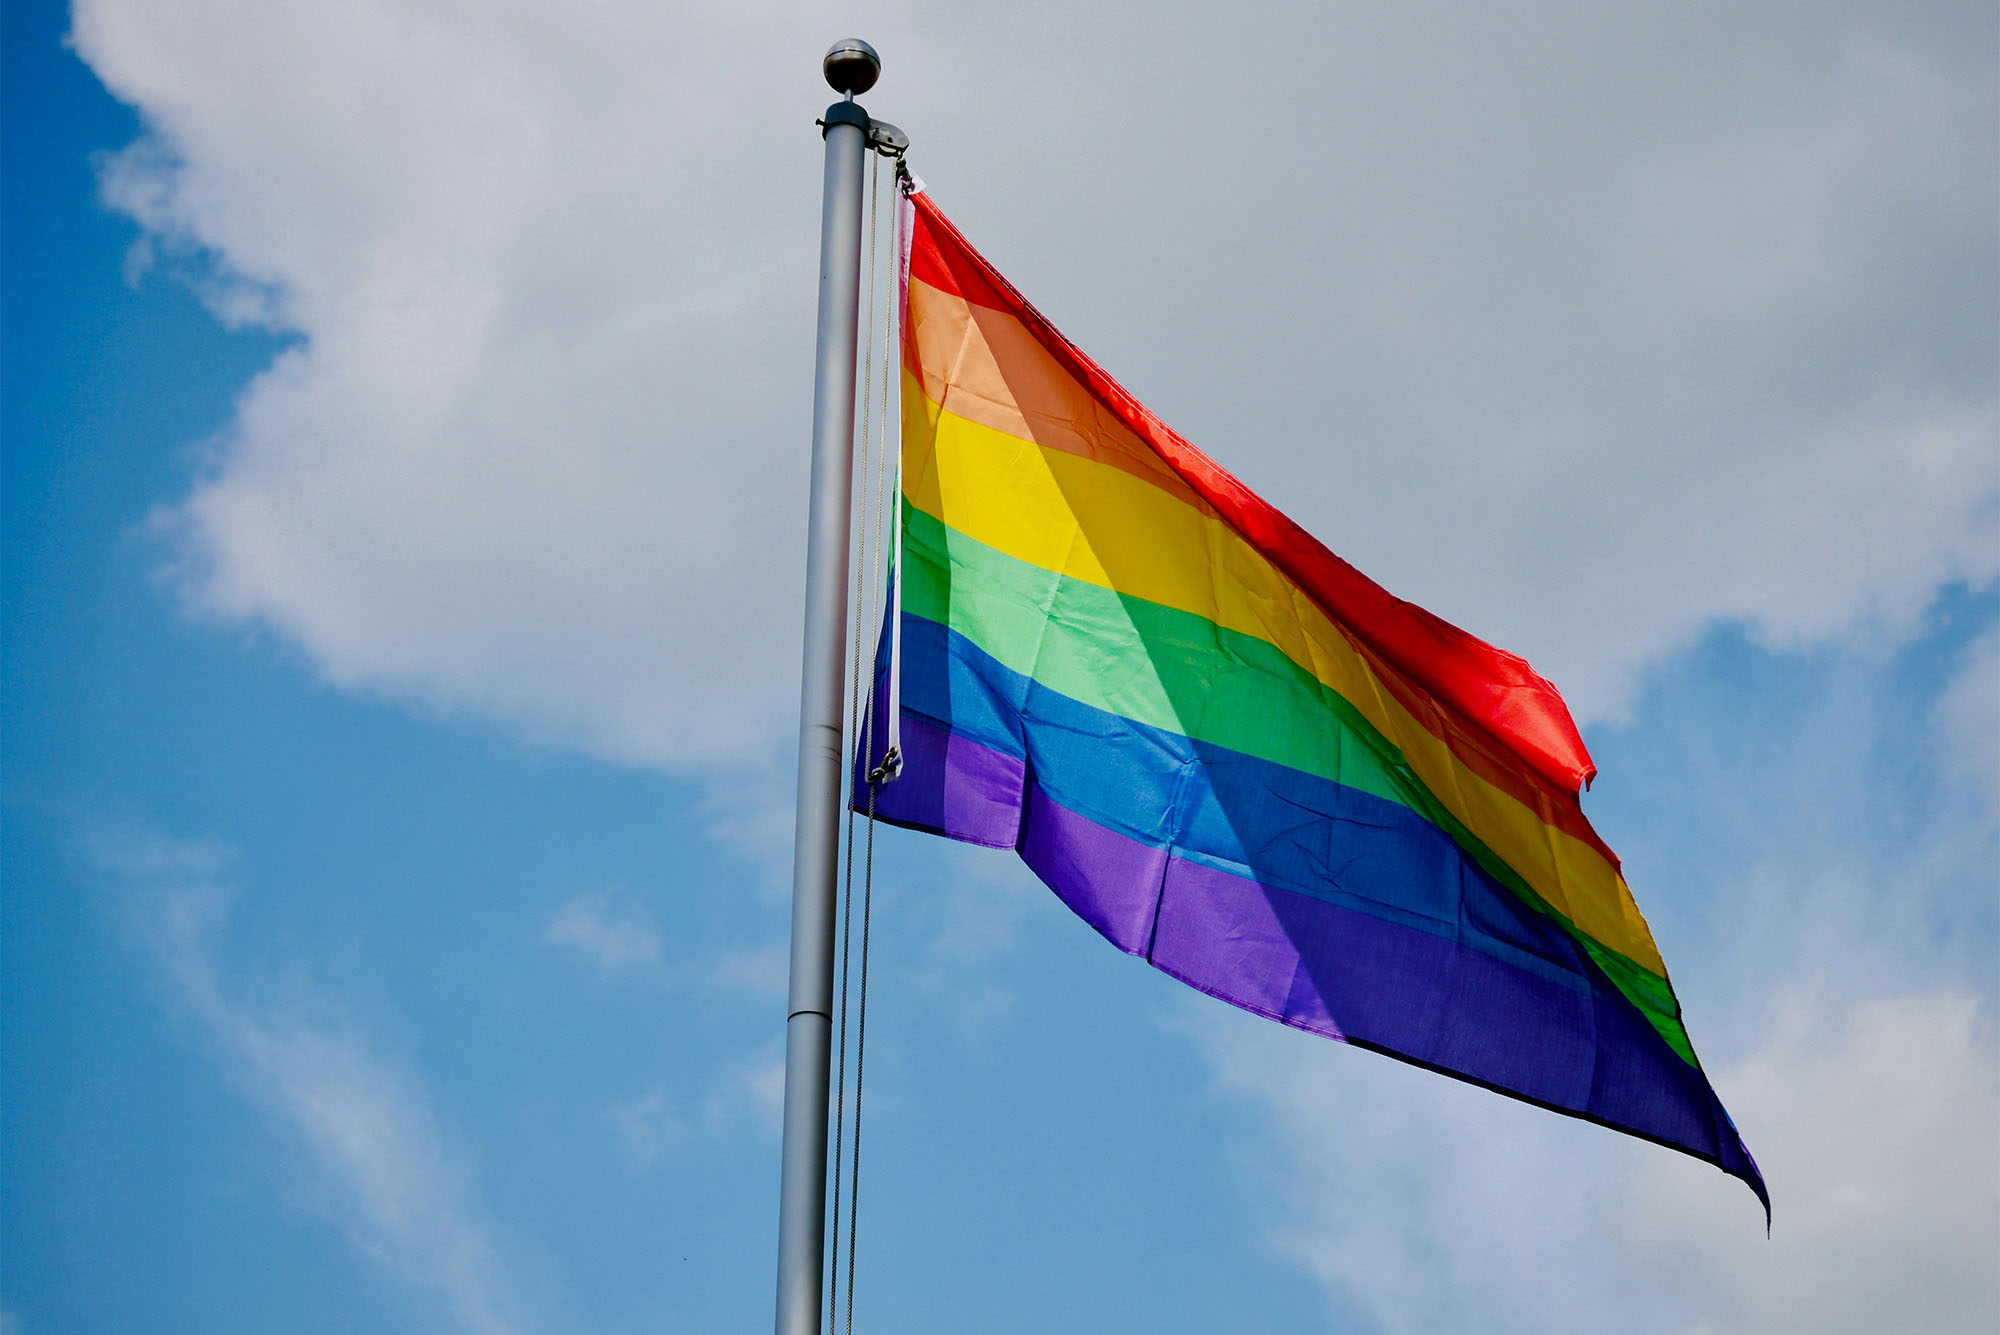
[
  {"x1": 606, "y1": 1047, "x2": 785, "y2": 1169},
  {"x1": 1936, "y1": 623, "x2": 1999, "y2": 818},
  {"x1": 66, "y1": 0, "x2": 1994, "y2": 780},
  {"x1": 75, "y1": 0, "x2": 875, "y2": 768},
  {"x1": 542, "y1": 885, "x2": 664, "y2": 976},
  {"x1": 1182, "y1": 1004, "x2": 1615, "y2": 1335},
  {"x1": 729, "y1": 1050, "x2": 788, "y2": 1133},
  {"x1": 708, "y1": 944, "x2": 790, "y2": 1000},
  {"x1": 886, "y1": 839, "x2": 1044, "y2": 1028},
  {"x1": 99, "y1": 831, "x2": 531, "y2": 1335},
  {"x1": 603, "y1": 1088, "x2": 686, "y2": 1168},
  {"x1": 1183, "y1": 982, "x2": 1999, "y2": 1335},
  {"x1": 691, "y1": 747, "x2": 805, "y2": 899},
  {"x1": 1624, "y1": 987, "x2": 2000, "y2": 1335},
  {"x1": 541, "y1": 883, "x2": 789, "y2": 1000}
]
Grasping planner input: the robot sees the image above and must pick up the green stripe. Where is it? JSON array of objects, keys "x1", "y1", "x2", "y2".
[{"x1": 906, "y1": 501, "x2": 1697, "y2": 1065}]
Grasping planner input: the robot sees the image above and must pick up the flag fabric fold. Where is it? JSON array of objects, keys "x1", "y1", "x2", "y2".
[{"x1": 861, "y1": 188, "x2": 1765, "y2": 1214}]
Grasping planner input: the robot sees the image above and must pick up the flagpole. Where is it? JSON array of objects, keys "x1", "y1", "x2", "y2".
[{"x1": 775, "y1": 37, "x2": 880, "y2": 1335}]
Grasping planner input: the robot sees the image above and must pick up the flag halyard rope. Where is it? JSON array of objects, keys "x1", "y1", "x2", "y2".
[
  {"x1": 825, "y1": 147, "x2": 878, "y2": 1335},
  {"x1": 829, "y1": 145, "x2": 903, "y2": 1335}
]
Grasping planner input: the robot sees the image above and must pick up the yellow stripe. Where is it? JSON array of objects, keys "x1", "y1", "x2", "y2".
[{"x1": 904, "y1": 375, "x2": 1665, "y2": 976}]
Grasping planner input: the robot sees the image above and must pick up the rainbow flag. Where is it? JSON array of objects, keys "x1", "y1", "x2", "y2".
[{"x1": 863, "y1": 188, "x2": 1765, "y2": 1212}]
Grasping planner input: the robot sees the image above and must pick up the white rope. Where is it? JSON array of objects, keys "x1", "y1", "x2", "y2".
[
  {"x1": 826, "y1": 147, "x2": 882, "y2": 1335},
  {"x1": 832, "y1": 150, "x2": 909, "y2": 1335},
  {"x1": 839, "y1": 151, "x2": 906, "y2": 1335}
]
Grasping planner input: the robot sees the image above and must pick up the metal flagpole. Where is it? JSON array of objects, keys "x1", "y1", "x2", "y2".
[{"x1": 775, "y1": 37, "x2": 880, "y2": 1335}]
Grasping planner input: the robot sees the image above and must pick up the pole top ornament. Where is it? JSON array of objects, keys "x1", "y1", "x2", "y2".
[{"x1": 823, "y1": 39, "x2": 880, "y2": 97}]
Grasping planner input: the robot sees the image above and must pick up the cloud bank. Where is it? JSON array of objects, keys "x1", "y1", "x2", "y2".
[
  {"x1": 1186, "y1": 980, "x2": 1998, "y2": 1335},
  {"x1": 71, "y1": 0, "x2": 1996, "y2": 769}
]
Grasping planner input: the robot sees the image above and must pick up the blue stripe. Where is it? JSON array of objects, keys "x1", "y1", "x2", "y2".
[{"x1": 893, "y1": 611, "x2": 1602, "y2": 997}]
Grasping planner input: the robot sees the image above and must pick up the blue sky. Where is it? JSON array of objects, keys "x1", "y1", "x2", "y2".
[{"x1": 4, "y1": 2, "x2": 1995, "y2": 1332}]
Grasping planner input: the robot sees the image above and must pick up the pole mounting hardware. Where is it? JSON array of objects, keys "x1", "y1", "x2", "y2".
[{"x1": 865, "y1": 119, "x2": 909, "y2": 159}]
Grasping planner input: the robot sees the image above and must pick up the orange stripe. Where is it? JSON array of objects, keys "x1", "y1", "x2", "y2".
[{"x1": 906, "y1": 275, "x2": 1212, "y2": 512}]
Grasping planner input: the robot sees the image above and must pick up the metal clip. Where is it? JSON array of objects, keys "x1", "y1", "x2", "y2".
[{"x1": 865, "y1": 744, "x2": 903, "y2": 787}]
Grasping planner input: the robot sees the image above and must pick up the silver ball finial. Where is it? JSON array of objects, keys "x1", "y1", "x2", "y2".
[{"x1": 823, "y1": 38, "x2": 880, "y2": 97}]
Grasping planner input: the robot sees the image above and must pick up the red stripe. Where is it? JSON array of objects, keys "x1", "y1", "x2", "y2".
[{"x1": 907, "y1": 190, "x2": 1599, "y2": 800}]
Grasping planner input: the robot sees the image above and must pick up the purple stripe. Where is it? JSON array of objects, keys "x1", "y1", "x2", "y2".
[
  {"x1": 1022, "y1": 787, "x2": 1601, "y2": 1101},
  {"x1": 867, "y1": 699, "x2": 1021, "y2": 848}
]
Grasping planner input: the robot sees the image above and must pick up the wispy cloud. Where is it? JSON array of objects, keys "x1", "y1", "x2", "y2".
[
  {"x1": 542, "y1": 884, "x2": 664, "y2": 976},
  {"x1": 98, "y1": 831, "x2": 532, "y2": 1335},
  {"x1": 603, "y1": 1088, "x2": 687, "y2": 1168},
  {"x1": 541, "y1": 882, "x2": 789, "y2": 1002},
  {"x1": 604, "y1": 1047, "x2": 785, "y2": 1170},
  {"x1": 892, "y1": 840, "x2": 1043, "y2": 1029},
  {"x1": 707, "y1": 944, "x2": 788, "y2": 1000}
]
